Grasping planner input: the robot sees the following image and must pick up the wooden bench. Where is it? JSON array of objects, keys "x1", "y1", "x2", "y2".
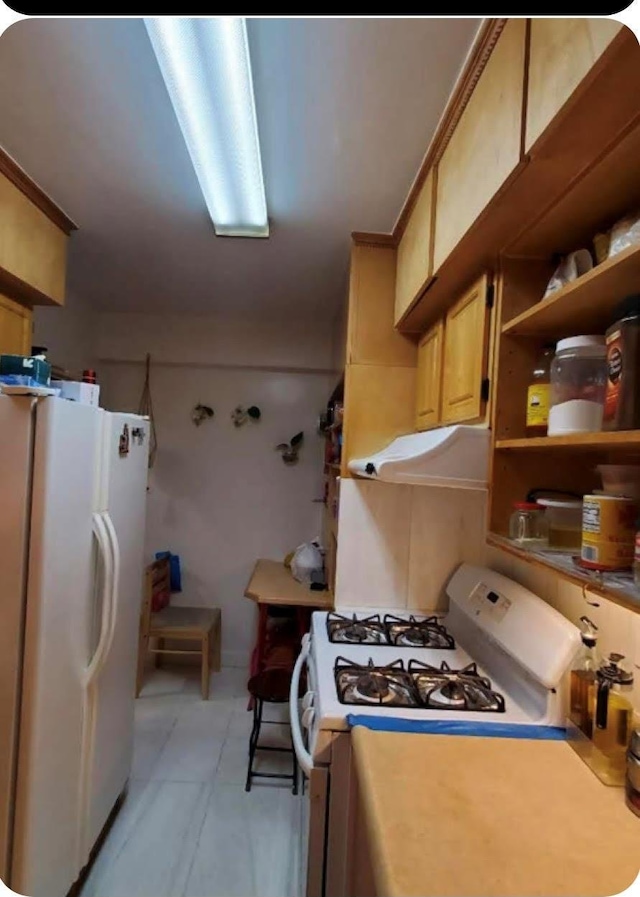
[{"x1": 136, "y1": 558, "x2": 222, "y2": 700}]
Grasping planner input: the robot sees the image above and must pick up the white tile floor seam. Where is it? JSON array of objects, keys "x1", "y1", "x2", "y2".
[{"x1": 80, "y1": 666, "x2": 303, "y2": 897}]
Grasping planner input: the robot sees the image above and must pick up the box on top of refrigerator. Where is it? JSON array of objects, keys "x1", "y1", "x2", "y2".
[{"x1": 51, "y1": 379, "x2": 100, "y2": 407}]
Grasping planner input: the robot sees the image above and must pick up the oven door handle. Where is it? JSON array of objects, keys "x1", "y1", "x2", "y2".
[{"x1": 290, "y1": 634, "x2": 314, "y2": 777}]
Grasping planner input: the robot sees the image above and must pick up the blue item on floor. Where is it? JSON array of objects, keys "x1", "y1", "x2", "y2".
[
  {"x1": 346, "y1": 716, "x2": 566, "y2": 740},
  {"x1": 155, "y1": 550, "x2": 182, "y2": 592}
]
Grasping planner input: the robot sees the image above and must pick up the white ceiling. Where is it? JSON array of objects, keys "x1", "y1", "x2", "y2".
[{"x1": 0, "y1": 17, "x2": 480, "y2": 319}]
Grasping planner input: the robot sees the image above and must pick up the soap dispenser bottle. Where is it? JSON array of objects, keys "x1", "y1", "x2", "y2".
[
  {"x1": 593, "y1": 653, "x2": 634, "y2": 761},
  {"x1": 569, "y1": 616, "x2": 600, "y2": 737}
]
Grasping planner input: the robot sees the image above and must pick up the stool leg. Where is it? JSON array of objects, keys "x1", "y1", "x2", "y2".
[
  {"x1": 201, "y1": 632, "x2": 210, "y2": 700},
  {"x1": 245, "y1": 697, "x2": 262, "y2": 792}
]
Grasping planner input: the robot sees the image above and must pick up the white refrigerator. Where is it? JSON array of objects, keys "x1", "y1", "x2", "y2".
[{"x1": 0, "y1": 394, "x2": 149, "y2": 897}]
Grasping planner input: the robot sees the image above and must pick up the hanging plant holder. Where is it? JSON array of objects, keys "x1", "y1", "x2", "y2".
[
  {"x1": 137, "y1": 353, "x2": 158, "y2": 468},
  {"x1": 192, "y1": 404, "x2": 214, "y2": 427},
  {"x1": 232, "y1": 404, "x2": 262, "y2": 427},
  {"x1": 276, "y1": 431, "x2": 304, "y2": 465}
]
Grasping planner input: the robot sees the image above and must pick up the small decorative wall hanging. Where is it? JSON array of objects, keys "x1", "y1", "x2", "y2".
[
  {"x1": 231, "y1": 405, "x2": 261, "y2": 428},
  {"x1": 276, "y1": 431, "x2": 304, "y2": 465},
  {"x1": 191, "y1": 404, "x2": 214, "y2": 427}
]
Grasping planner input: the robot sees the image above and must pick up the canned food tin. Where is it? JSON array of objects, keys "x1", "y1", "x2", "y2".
[{"x1": 581, "y1": 494, "x2": 637, "y2": 570}]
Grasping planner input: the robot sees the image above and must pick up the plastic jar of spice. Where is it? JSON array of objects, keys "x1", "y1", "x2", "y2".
[
  {"x1": 548, "y1": 336, "x2": 607, "y2": 435},
  {"x1": 508, "y1": 502, "x2": 548, "y2": 549},
  {"x1": 604, "y1": 294, "x2": 640, "y2": 431}
]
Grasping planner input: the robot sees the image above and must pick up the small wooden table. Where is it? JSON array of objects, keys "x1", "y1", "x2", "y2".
[{"x1": 244, "y1": 559, "x2": 333, "y2": 677}]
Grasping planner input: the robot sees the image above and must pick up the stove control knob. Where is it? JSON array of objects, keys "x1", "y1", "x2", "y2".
[
  {"x1": 302, "y1": 691, "x2": 315, "y2": 711},
  {"x1": 302, "y1": 707, "x2": 315, "y2": 730}
]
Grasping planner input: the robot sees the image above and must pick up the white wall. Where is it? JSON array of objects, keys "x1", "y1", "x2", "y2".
[
  {"x1": 96, "y1": 311, "x2": 334, "y2": 373},
  {"x1": 98, "y1": 312, "x2": 333, "y2": 668},
  {"x1": 32, "y1": 288, "x2": 96, "y2": 373}
]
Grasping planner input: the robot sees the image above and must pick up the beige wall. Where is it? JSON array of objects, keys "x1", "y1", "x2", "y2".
[
  {"x1": 335, "y1": 478, "x2": 486, "y2": 611},
  {"x1": 335, "y1": 478, "x2": 640, "y2": 711}
]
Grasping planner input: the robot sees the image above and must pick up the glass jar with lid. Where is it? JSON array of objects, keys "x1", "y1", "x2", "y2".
[
  {"x1": 548, "y1": 336, "x2": 607, "y2": 435},
  {"x1": 509, "y1": 502, "x2": 548, "y2": 549}
]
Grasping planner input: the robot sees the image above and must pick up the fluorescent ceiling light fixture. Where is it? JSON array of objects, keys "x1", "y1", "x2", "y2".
[{"x1": 145, "y1": 17, "x2": 268, "y2": 238}]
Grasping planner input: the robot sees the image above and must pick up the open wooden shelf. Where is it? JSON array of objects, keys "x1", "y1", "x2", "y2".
[
  {"x1": 502, "y1": 244, "x2": 640, "y2": 338},
  {"x1": 487, "y1": 533, "x2": 640, "y2": 611},
  {"x1": 495, "y1": 432, "x2": 640, "y2": 451}
]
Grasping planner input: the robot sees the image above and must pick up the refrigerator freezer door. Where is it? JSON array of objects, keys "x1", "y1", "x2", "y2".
[
  {"x1": 83, "y1": 412, "x2": 149, "y2": 854},
  {"x1": 11, "y1": 398, "x2": 102, "y2": 897},
  {"x1": 0, "y1": 396, "x2": 35, "y2": 884}
]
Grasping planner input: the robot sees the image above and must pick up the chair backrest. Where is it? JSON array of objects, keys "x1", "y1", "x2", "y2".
[{"x1": 140, "y1": 558, "x2": 171, "y2": 639}]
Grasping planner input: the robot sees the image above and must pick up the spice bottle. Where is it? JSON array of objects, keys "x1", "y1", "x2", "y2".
[
  {"x1": 603, "y1": 294, "x2": 640, "y2": 431},
  {"x1": 526, "y1": 344, "x2": 554, "y2": 437},
  {"x1": 569, "y1": 616, "x2": 600, "y2": 738}
]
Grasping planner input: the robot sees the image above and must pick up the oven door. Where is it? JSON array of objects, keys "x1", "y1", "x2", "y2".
[{"x1": 291, "y1": 635, "x2": 329, "y2": 897}]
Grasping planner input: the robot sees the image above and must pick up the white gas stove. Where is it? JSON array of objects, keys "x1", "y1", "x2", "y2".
[{"x1": 291, "y1": 563, "x2": 581, "y2": 768}]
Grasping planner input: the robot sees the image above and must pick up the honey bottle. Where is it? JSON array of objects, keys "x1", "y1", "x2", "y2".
[{"x1": 569, "y1": 616, "x2": 600, "y2": 738}]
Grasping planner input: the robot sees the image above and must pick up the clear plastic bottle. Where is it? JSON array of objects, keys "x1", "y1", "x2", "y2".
[{"x1": 569, "y1": 616, "x2": 600, "y2": 738}]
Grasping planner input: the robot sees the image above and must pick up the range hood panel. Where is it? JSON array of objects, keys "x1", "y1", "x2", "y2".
[{"x1": 348, "y1": 425, "x2": 490, "y2": 490}]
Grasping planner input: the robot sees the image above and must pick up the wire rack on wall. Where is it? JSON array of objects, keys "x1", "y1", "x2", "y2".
[{"x1": 138, "y1": 353, "x2": 158, "y2": 468}]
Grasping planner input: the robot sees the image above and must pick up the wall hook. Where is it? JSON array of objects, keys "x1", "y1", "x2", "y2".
[
  {"x1": 192, "y1": 404, "x2": 214, "y2": 427},
  {"x1": 232, "y1": 405, "x2": 261, "y2": 428},
  {"x1": 276, "y1": 431, "x2": 304, "y2": 465}
]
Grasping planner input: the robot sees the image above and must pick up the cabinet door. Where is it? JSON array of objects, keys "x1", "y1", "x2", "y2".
[
  {"x1": 0, "y1": 172, "x2": 68, "y2": 306},
  {"x1": 395, "y1": 169, "x2": 435, "y2": 325},
  {"x1": 415, "y1": 319, "x2": 443, "y2": 431},
  {"x1": 526, "y1": 18, "x2": 623, "y2": 151},
  {"x1": 442, "y1": 274, "x2": 490, "y2": 424},
  {"x1": 433, "y1": 19, "x2": 526, "y2": 271},
  {"x1": 0, "y1": 294, "x2": 32, "y2": 356}
]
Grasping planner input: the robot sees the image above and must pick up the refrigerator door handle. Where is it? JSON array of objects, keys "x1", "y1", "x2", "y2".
[
  {"x1": 85, "y1": 512, "x2": 115, "y2": 686},
  {"x1": 101, "y1": 510, "x2": 121, "y2": 666}
]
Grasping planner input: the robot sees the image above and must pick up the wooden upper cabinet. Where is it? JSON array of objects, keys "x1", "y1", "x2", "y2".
[
  {"x1": 525, "y1": 18, "x2": 623, "y2": 152},
  {"x1": 347, "y1": 242, "x2": 416, "y2": 367},
  {"x1": 416, "y1": 319, "x2": 443, "y2": 431},
  {"x1": 394, "y1": 169, "x2": 435, "y2": 326},
  {"x1": 433, "y1": 19, "x2": 526, "y2": 272},
  {"x1": 0, "y1": 163, "x2": 74, "y2": 307},
  {"x1": 441, "y1": 274, "x2": 491, "y2": 424},
  {"x1": 0, "y1": 293, "x2": 32, "y2": 356}
]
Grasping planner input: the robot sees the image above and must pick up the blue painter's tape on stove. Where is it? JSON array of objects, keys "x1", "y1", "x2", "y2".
[{"x1": 346, "y1": 716, "x2": 567, "y2": 740}]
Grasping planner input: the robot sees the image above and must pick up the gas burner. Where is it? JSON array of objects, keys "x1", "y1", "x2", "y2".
[
  {"x1": 408, "y1": 660, "x2": 506, "y2": 713},
  {"x1": 334, "y1": 657, "x2": 418, "y2": 707},
  {"x1": 326, "y1": 613, "x2": 388, "y2": 645},
  {"x1": 383, "y1": 614, "x2": 455, "y2": 650}
]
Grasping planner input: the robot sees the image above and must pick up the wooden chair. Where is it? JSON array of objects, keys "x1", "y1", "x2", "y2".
[{"x1": 136, "y1": 558, "x2": 222, "y2": 700}]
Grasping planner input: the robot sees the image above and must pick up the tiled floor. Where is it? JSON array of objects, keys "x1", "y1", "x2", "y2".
[{"x1": 80, "y1": 667, "x2": 303, "y2": 897}]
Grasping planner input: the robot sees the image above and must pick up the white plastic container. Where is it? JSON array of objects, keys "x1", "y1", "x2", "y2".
[
  {"x1": 51, "y1": 380, "x2": 100, "y2": 407},
  {"x1": 536, "y1": 497, "x2": 583, "y2": 550},
  {"x1": 548, "y1": 336, "x2": 607, "y2": 435}
]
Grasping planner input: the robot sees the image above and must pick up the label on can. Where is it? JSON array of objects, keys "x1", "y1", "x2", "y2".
[
  {"x1": 526, "y1": 384, "x2": 549, "y2": 427},
  {"x1": 581, "y1": 494, "x2": 637, "y2": 570},
  {"x1": 604, "y1": 327, "x2": 623, "y2": 424}
]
